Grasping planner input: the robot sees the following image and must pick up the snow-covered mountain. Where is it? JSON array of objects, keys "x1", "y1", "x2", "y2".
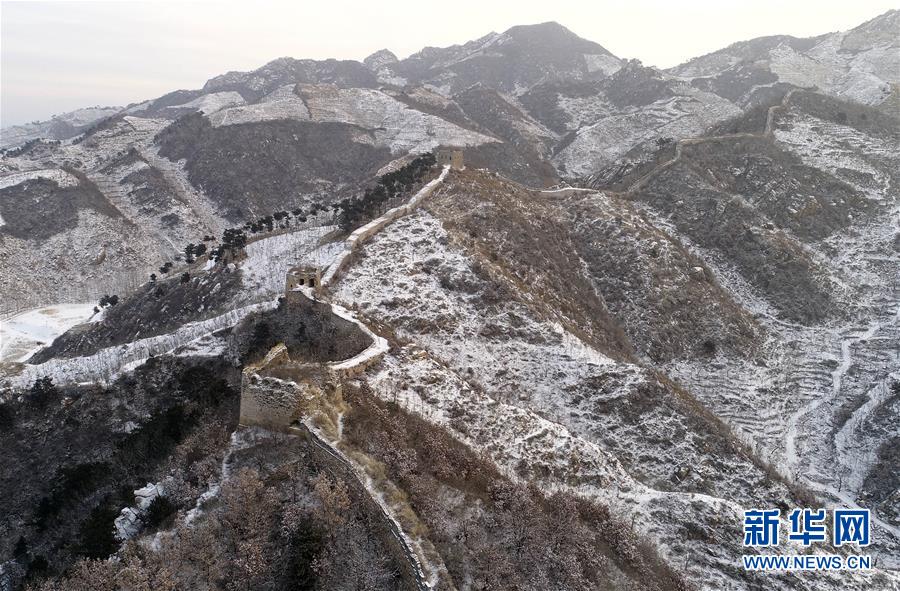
[
  {"x1": 1, "y1": 10, "x2": 899, "y2": 591},
  {"x1": 669, "y1": 9, "x2": 900, "y2": 110},
  {"x1": 0, "y1": 106, "x2": 121, "y2": 150}
]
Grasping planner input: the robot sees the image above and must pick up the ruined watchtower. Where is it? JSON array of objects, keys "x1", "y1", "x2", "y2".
[
  {"x1": 286, "y1": 265, "x2": 323, "y2": 297},
  {"x1": 436, "y1": 148, "x2": 464, "y2": 170},
  {"x1": 239, "y1": 343, "x2": 342, "y2": 433}
]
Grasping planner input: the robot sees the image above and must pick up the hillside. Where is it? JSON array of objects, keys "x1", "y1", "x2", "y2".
[{"x1": 2, "y1": 9, "x2": 899, "y2": 591}]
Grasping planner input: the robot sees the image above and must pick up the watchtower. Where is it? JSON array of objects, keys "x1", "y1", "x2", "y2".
[
  {"x1": 286, "y1": 265, "x2": 323, "y2": 297},
  {"x1": 436, "y1": 148, "x2": 464, "y2": 170}
]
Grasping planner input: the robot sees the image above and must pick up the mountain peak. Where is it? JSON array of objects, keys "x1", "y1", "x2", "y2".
[
  {"x1": 505, "y1": 21, "x2": 574, "y2": 36},
  {"x1": 364, "y1": 49, "x2": 399, "y2": 70},
  {"x1": 501, "y1": 21, "x2": 616, "y2": 58}
]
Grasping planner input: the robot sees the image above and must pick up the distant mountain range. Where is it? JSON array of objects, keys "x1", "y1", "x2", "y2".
[{"x1": 1, "y1": 106, "x2": 122, "y2": 150}]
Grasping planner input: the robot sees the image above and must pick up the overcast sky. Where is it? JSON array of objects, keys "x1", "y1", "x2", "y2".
[{"x1": 1, "y1": 0, "x2": 896, "y2": 126}]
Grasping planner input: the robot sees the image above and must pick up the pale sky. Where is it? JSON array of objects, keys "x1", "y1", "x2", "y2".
[{"x1": 1, "y1": 0, "x2": 897, "y2": 126}]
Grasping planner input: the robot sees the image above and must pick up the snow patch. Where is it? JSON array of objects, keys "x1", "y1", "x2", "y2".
[
  {"x1": 297, "y1": 84, "x2": 497, "y2": 154},
  {"x1": 0, "y1": 169, "x2": 79, "y2": 191},
  {"x1": 165, "y1": 91, "x2": 245, "y2": 115},
  {"x1": 583, "y1": 53, "x2": 622, "y2": 75},
  {"x1": 0, "y1": 303, "x2": 97, "y2": 363},
  {"x1": 207, "y1": 85, "x2": 310, "y2": 127}
]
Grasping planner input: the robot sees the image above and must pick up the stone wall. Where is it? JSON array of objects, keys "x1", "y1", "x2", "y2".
[
  {"x1": 295, "y1": 423, "x2": 433, "y2": 591},
  {"x1": 238, "y1": 373, "x2": 307, "y2": 432},
  {"x1": 239, "y1": 166, "x2": 447, "y2": 433},
  {"x1": 321, "y1": 165, "x2": 449, "y2": 287},
  {"x1": 238, "y1": 341, "x2": 338, "y2": 431}
]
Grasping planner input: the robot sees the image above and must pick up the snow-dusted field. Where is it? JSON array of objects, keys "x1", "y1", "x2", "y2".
[{"x1": 0, "y1": 304, "x2": 97, "y2": 363}]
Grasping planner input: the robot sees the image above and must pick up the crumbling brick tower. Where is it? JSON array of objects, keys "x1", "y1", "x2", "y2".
[
  {"x1": 239, "y1": 343, "x2": 343, "y2": 433},
  {"x1": 436, "y1": 148, "x2": 464, "y2": 170},
  {"x1": 285, "y1": 265, "x2": 323, "y2": 297}
]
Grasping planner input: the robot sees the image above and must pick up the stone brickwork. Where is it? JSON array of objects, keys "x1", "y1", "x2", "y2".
[
  {"x1": 286, "y1": 265, "x2": 323, "y2": 296},
  {"x1": 238, "y1": 341, "x2": 341, "y2": 432},
  {"x1": 436, "y1": 148, "x2": 464, "y2": 170}
]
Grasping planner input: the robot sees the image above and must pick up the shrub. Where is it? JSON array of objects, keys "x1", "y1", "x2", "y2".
[
  {"x1": 74, "y1": 502, "x2": 120, "y2": 559},
  {"x1": 28, "y1": 377, "x2": 58, "y2": 408},
  {"x1": 143, "y1": 496, "x2": 176, "y2": 532},
  {"x1": 0, "y1": 401, "x2": 15, "y2": 428}
]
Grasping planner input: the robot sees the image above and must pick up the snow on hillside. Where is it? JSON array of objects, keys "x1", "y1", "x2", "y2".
[
  {"x1": 768, "y1": 39, "x2": 895, "y2": 106},
  {"x1": 332, "y1": 210, "x2": 625, "y2": 414},
  {"x1": 7, "y1": 115, "x2": 172, "y2": 172},
  {"x1": 370, "y1": 349, "x2": 633, "y2": 488},
  {"x1": 774, "y1": 108, "x2": 897, "y2": 201},
  {"x1": 583, "y1": 53, "x2": 622, "y2": 75},
  {"x1": 208, "y1": 83, "x2": 498, "y2": 154},
  {"x1": 299, "y1": 84, "x2": 498, "y2": 153},
  {"x1": 554, "y1": 89, "x2": 740, "y2": 175},
  {"x1": 325, "y1": 178, "x2": 897, "y2": 587},
  {"x1": 56, "y1": 107, "x2": 121, "y2": 127},
  {"x1": 207, "y1": 85, "x2": 310, "y2": 127},
  {"x1": 657, "y1": 109, "x2": 900, "y2": 560},
  {"x1": 0, "y1": 169, "x2": 79, "y2": 190},
  {"x1": 339, "y1": 195, "x2": 761, "y2": 490},
  {"x1": 238, "y1": 224, "x2": 338, "y2": 299},
  {"x1": 368, "y1": 348, "x2": 889, "y2": 591},
  {"x1": 0, "y1": 208, "x2": 158, "y2": 315},
  {"x1": 669, "y1": 12, "x2": 898, "y2": 107},
  {"x1": 165, "y1": 91, "x2": 245, "y2": 115},
  {"x1": 0, "y1": 304, "x2": 96, "y2": 363},
  {"x1": 3, "y1": 299, "x2": 278, "y2": 390},
  {"x1": 0, "y1": 106, "x2": 121, "y2": 149}
]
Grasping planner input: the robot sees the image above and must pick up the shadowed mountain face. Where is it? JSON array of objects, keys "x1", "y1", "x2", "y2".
[
  {"x1": 2, "y1": 11, "x2": 900, "y2": 591},
  {"x1": 392, "y1": 21, "x2": 621, "y2": 93},
  {"x1": 156, "y1": 113, "x2": 393, "y2": 221}
]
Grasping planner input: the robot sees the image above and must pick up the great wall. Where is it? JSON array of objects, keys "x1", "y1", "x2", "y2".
[
  {"x1": 238, "y1": 164, "x2": 450, "y2": 430},
  {"x1": 622, "y1": 88, "x2": 799, "y2": 195},
  {"x1": 236, "y1": 162, "x2": 453, "y2": 591}
]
